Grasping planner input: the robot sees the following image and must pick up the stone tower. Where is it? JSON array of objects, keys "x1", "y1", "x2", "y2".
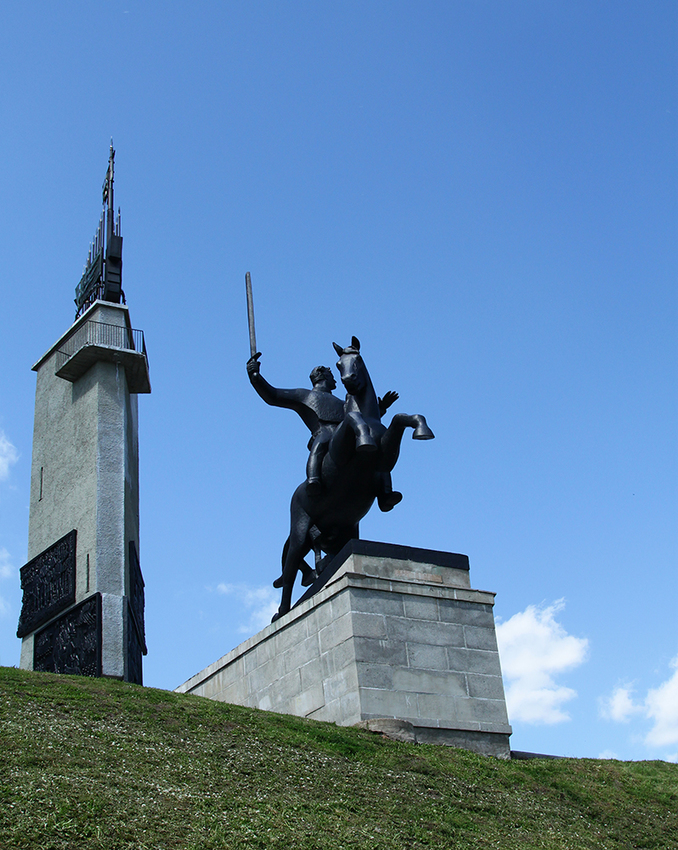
[{"x1": 18, "y1": 146, "x2": 151, "y2": 683}]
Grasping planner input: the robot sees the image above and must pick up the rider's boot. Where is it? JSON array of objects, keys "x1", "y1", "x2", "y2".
[
  {"x1": 378, "y1": 490, "x2": 403, "y2": 511},
  {"x1": 376, "y1": 471, "x2": 401, "y2": 511}
]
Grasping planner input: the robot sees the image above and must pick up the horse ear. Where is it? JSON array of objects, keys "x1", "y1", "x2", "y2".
[
  {"x1": 351, "y1": 336, "x2": 360, "y2": 351},
  {"x1": 332, "y1": 342, "x2": 344, "y2": 357}
]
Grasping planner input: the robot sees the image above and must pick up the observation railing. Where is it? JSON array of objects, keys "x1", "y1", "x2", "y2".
[{"x1": 55, "y1": 321, "x2": 147, "y2": 372}]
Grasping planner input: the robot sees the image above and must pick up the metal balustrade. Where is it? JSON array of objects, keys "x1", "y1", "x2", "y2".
[{"x1": 55, "y1": 321, "x2": 147, "y2": 373}]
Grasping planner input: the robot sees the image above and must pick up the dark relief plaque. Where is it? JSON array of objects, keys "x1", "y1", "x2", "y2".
[
  {"x1": 34, "y1": 593, "x2": 102, "y2": 677},
  {"x1": 17, "y1": 530, "x2": 77, "y2": 638},
  {"x1": 128, "y1": 541, "x2": 147, "y2": 654},
  {"x1": 127, "y1": 600, "x2": 143, "y2": 685}
]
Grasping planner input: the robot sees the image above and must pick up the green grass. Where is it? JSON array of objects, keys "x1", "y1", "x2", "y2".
[{"x1": 1, "y1": 666, "x2": 676, "y2": 849}]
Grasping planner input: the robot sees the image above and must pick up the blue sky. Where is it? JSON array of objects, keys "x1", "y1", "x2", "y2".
[{"x1": 0, "y1": 1, "x2": 675, "y2": 761}]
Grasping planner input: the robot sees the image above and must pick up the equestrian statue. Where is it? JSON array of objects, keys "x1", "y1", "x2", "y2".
[{"x1": 245, "y1": 275, "x2": 434, "y2": 621}]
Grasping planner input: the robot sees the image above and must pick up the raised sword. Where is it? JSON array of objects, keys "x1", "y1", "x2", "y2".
[{"x1": 245, "y1": 271, "x2": 258, "y2": 359}]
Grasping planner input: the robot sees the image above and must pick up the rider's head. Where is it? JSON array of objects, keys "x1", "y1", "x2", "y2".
[{"x1": 310, "y1": 366, "x2": 336, "y2": 390}]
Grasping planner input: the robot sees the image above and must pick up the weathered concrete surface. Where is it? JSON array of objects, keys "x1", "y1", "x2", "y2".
[
  {"x1": 177, "y1": 544, "x2": 512, "y2": 758},
  {"x1": 20, "y1": 300, "x2": 146, "y2": 682}
]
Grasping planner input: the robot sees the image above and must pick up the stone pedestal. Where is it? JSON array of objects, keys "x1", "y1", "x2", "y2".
[{"x1": 177, "y1": 540, "x2": 512, "y2": 758}]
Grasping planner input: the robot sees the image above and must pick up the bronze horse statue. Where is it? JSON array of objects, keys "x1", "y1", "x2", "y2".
[{"x1": 272, "y1": 337, "x2": 434, "y2": 621}]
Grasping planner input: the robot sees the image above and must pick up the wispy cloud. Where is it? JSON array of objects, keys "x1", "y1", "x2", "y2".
[
  {"x1": 599, "y1": 655, "x2": 678, "y2": 761},
  {"x1": 645, "y1": 657, "x2": 678, "y2": 749},
  {"x1": 599, "y1": 685, "x2": 643, "y2": 723},
  {"x1": 0, "y1": 431, "x2": 19, "y2": 481},
  {"x1": 0, "y1": 550, "x2": 16, "y2": 618},
  {"x1": 0, "y1": 548, "x2": 14, "y2": 580},
  {"x1": 496, "y1": 600, "x2": 589, "y2": 724},
  {"x1": 216, "y1": 582, "x2": 279, "y2": 634}
]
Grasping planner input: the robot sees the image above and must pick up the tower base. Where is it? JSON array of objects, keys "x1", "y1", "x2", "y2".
[{"x1": 176, "y1": 541, "x2": 512, "y2": 758}]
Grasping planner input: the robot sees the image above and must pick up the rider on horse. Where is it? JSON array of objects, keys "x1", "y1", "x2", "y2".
[{"x1": 247, "y1": 352, "x2": 402, "y2": 510}]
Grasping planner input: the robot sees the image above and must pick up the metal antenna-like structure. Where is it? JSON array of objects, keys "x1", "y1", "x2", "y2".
[{"x1": 74, "y1": 142, "x2": 125, "y2": 318}]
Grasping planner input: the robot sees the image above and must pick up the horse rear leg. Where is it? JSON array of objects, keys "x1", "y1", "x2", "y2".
[
  {"x1": 273, "y1": 514, "x2": 312, "y2": 621},
  {"x1": 273, "y1": 537, "x2": 315, "y2": 588}
]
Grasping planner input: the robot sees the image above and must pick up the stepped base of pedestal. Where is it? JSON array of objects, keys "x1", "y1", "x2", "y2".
[{"x1": 177, "y1": 541, "x2": 512, "y2": 758}]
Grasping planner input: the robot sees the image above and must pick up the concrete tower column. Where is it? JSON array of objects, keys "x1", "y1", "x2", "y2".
[{"x1": 17, "y1": 147, "x2": 151, "y2": 683}]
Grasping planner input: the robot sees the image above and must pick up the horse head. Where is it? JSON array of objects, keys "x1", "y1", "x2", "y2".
[{"x1": 333, "y1": 336, "x2": 369, "y2": 396}]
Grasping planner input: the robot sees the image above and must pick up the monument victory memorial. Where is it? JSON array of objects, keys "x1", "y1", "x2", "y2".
[
  {"x1": 17, "y1": 146, "x2": 150, "y2": 684},
  {"x1": 16, "y1": 149, "x2": 511, "y2": 756},
  {"x1": 178, "y1": 275, "x2": 513, "y2": 758}
]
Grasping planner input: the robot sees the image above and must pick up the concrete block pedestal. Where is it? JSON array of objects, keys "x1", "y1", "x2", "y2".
[{"x1": 177, "y1": 540, "x2": 512, "y2": 758}]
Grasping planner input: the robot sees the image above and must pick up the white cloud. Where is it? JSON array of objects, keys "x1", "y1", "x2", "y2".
[
  {"x1": 599, "y1": 685, "x2": 644, "y2": 723},
  {"x1": 644, "y1": 656, "x2": 678, "y2": 748},
  {"x1": 0, "y1": 551, "x2": 17, "y2": 618},
  {"x1": 217, "y1": 582, "x2": 279, "y2": 633},
  {"x1": 0, "y1": 548, "x2": 14, "y2": 580},
  {"x1": 0, "y1": 431, "x2": 19, "y2": 481},
  {"x1": 597, "y1": 750, "x2": 620, "y2": 760},
  {"x1": 599, "y1": 655, "x2": 678, "y2": 759},
  {"x1": 496, "y1": 600, "x2": 589, "y2": 725}
]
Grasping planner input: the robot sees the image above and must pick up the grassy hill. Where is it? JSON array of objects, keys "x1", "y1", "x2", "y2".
[{"x1": 0, "y1": 666, "x2": 676, "y2": 849}]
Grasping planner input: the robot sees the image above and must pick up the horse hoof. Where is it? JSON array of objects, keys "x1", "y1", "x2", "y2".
[
  {"x1": 356, "y1": 440, "x2": 378, "y2": 453},
  {"x1": 413, "y1": 426, "x2": 435, "y2": 440},
  {"x1": 301, "y1": 569, "x2": 318, "y2": 587},
  {"x1": 306, "y1": 478, "x2": 322, "y2": 496},
  {"x1": 272, "y1": 574, "x2": 284, "y2": 589},
  {"x1": 271, "y1": 606, "x2": 289, "y2": 623}
]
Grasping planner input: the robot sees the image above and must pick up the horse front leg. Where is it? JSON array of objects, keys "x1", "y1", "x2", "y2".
[
  {"x1": 328, "y1": 416, "x2": 361, "y2": 467},
  {"x1": 410, "y1": 413, "x2": 435, "y2": 441},
  {"x1": 346, "y1": 411, "x2": 377, "y2": 452},
  {"x1": 380, "y1": 413, "x2": 435, "y2": 472}
]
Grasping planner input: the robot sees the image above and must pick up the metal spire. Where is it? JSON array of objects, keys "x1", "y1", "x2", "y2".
[{"x1": 75, "y1": 143, "x2": 125, "y2": 318}]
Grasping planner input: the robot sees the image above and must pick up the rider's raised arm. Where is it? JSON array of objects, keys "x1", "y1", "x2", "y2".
[{"x1": 247, "y1": 354, "x2": 311, "y2": 414}]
